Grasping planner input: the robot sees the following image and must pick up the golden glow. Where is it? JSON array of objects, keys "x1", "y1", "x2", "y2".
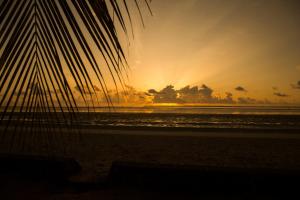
[{"x1": 124, "y1": 0, "x2": 300, "y2": 104}]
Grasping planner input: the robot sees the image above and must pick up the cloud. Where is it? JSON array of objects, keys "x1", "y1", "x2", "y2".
[
  {"x1": 224, "y1": 92, "x2": 234, "y2": 103},
  {"x1": 273, "y1": 92, "x2": 289, "y2": 97},
  {"x1": 148, "y1": 89, "x2": 158, "y2": 94},
  {"x1": 235, "y1": 86, "x2": 247, "y2": 92},
  {"x1": 226, "y1": 92, "x2": 233, "y2": 98},
  {"x1": 177, "y1": 85, "x2": 216, "y2": 103},
  {"x1": 198, "y1": 84, "x2": 213, "y2": 98},
  {"x1": 107, "y1": 85, "x2": 153, "y2": 105},
  {"x1": 148, "y1": 84, "x2": 268, "y2": 104},
  {"x1": 214, "y1": 92, "x2": 235, "y2": 104},
  {"x1": 177, "y1": 85, "x2": 199, "y2": 103},
  {"x1": 70, "y1": 84, "x2": 273, "y2": 105},
  {"x1": 291, "y1": 80, "x2": 300, "y2": 89},
  {"x1": 152, "y1": 85, "x2": 183, "y2": 103}
]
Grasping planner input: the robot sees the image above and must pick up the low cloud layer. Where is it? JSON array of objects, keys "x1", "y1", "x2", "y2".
[
  {"x1": 10, "y1": 82, "x2": 291, "y2": 105},
  {"x1": 147, "y1": 84, "x2": 264, "y2": 104}
]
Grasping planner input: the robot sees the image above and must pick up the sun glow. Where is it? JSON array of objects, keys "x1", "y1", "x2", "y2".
[{"x1": 125, "y1": 0, "x2": 300, "y2": 104}]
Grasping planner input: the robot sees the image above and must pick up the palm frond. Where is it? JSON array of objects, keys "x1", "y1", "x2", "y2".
[{"x1": 0, "y1": 0, "x2": 152, "y2": 154}]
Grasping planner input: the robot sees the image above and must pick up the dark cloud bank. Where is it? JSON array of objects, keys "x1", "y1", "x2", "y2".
[{"x1": 147, "y1": 84, "x2": 267, "y2": 104}]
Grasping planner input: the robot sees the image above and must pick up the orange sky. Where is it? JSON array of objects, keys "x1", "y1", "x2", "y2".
[
  {"x1": 1, "y1": 0, "x2": 299, "y2": 106},
  {"x1": 121, "y1": 0, "x2": 300, "y2": 104}
]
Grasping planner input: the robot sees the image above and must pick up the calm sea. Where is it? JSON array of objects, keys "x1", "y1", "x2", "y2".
[{"x1": 75, "y1": 106, "x2": 300, "y2": 130}]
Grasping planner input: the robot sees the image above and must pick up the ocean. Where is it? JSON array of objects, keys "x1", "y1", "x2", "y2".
[
  {"x1": 74, "y1": 105, "x2": 300, "y2": 130},
  {"x1": 2, "y1": 105, "x2": 300, "y2": 130}
]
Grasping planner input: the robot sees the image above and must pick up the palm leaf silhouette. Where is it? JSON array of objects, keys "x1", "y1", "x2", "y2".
[{"x1": 0, "y1": 0, "x2": 151, "y2": 153}]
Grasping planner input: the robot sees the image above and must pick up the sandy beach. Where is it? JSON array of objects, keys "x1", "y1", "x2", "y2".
[
  {"x1": 2, "y1": 127, "x2": 300, "y2": 179},
  {"x1": 1, "y1": 126, "x2": 300, "y2": 199},
  {"x1": 71, "y1": 127, "x2": 300, "y2": 179}
]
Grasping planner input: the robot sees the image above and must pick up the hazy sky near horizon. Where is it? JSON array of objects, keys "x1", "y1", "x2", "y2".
[{"x1": 126, "y1": 0, "x2": 300, "y2": 103}]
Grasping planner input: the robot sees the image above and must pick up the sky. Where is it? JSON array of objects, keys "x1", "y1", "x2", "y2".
[
  {"x1": 1, "y1": 0, "x2": 300, "y2": 106},
  {"x1": 125, "y1": 0, "x2": 300, "y2": 104}
]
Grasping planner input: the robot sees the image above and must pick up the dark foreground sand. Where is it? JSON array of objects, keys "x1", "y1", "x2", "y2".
[
  {"x1": 1, "y1": 127, "x2": 300, "y2": 199},
  {"x1": 67, "y1": 128, "x2": 300, "y2": 179}
]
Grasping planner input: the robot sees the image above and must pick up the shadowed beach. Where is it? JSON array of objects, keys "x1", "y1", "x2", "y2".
[{"x1": 1, "y1": 125, "x2": 300, "y2": 199}]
